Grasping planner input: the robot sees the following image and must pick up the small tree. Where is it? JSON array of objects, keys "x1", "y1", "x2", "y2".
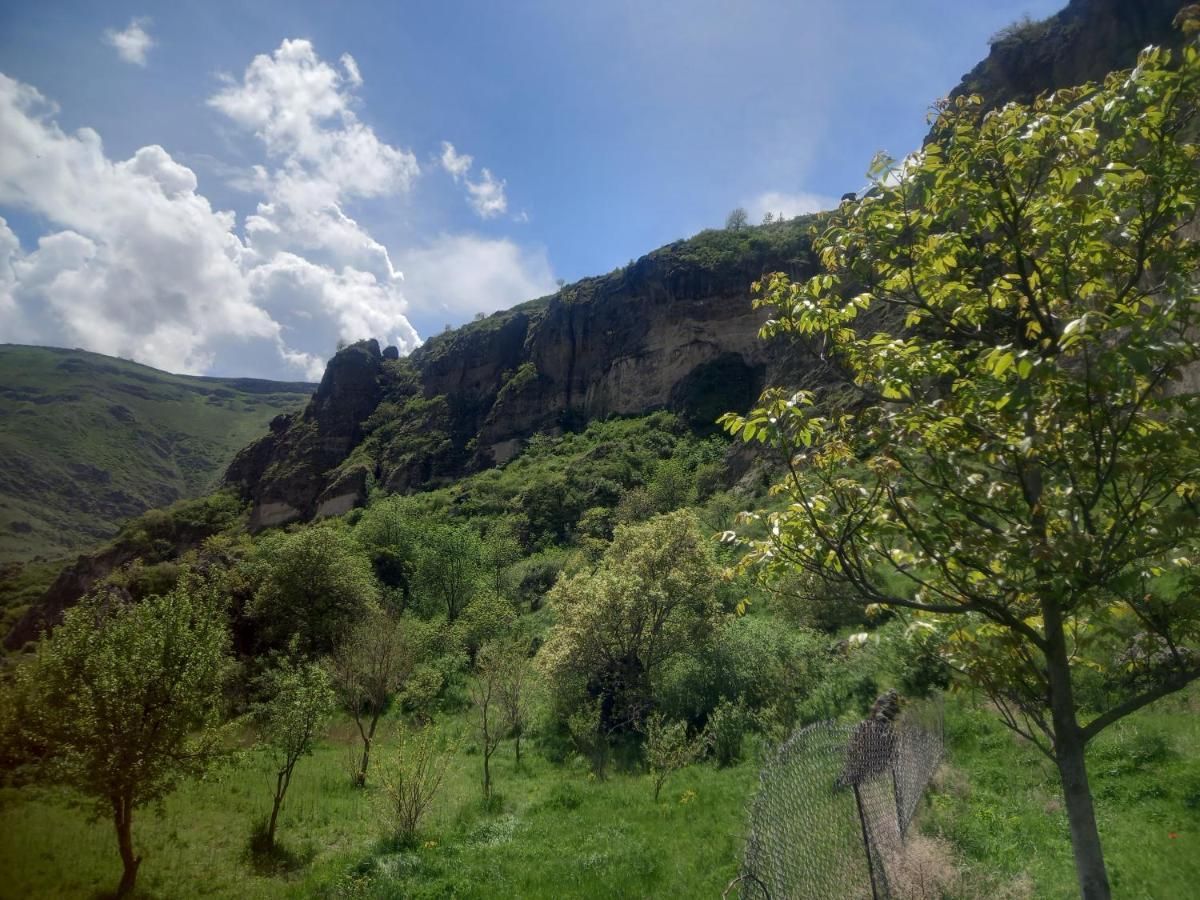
[
  {"x1": 355, "y1": 496, "x2": 426, "y2": 611},
  {"x1": 722, "y1": 40, "x2": 1200, "y2": 900},
  {"x1": 725, "y1": 207, "x2": 749, "y2": 231},
  {"x1": 249, "y1": 525, "x2": 379, "y2": 653},
  {"x1": 417, "y1": 523, "x2": 483, "y2": 622},
  {"x1": 378, "y1": 724, "x2": 458, "y2": 846},
  {"x1": 539, "y1": 510, "x2": 721, "y2": 733},
  {"x1": 470, "y1": 647, "x2": 507, "y2": 801},
  {"x1": 253, "y1": 654, "x2": 336, "y2": 851},
  {"x1": 567, "y1": 699, "x2": 609, "y2": 779},
  {"x1": 483, "y1": 520, "x2": 523, "y2": 601},
  {"x1": 329, "y1": 607, "x2": 415, "y2": 787},
  {"x1": 492, "y1": 640, "x2": 532, "y2": 767},
  {"x1": 11, "y1": 575, "x2": 230, "y2": 897},
  {"x1": 645, "y1": 714, "x2": 707, "y2": 801}
]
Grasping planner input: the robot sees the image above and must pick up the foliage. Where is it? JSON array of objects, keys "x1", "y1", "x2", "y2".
[
  {"x1": 540, "y1": 510, "x2": 722, "y2": 733},
  {"x1": 9, "y1": 571, "x2": 231, "y2": 896},
  {"x1": 471, "y1": 646, "x2": 508, "y2": 800},
  {"x1": 377, "y1": 724, "x2": 457, "y2": 847},
  {"x1": 707, "y1": 697, "x2": 753, "y2": 767},
  {"x1": 644, "y1": 714, "x2": 708, "y2": 801},
  {"x1": 354, "y1": 495, "x2": 428, "y2": 610},
  {"x1": 252, "y1": 652, "x2": 336, "y2": 850},
  {"x1": 329, "y1": 607, "x2": 417, "y2": 787},
  {"x1": 723, "y1": 40, "x2": 1200, "y2": 898},
  {"x1": 248, "y1": 524, "x2": 379, "y2": 653},
  {"x1": 415, "y1": 523, "x2": 483, "y2": 622}
]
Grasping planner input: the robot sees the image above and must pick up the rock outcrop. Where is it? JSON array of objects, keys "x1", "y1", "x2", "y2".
[
  {"x1": 223, "y1": 224, "x2": 819, "y2": 529},
  {"x1": 948, "y1": 0, "x2": 1184, "y2": 112}
]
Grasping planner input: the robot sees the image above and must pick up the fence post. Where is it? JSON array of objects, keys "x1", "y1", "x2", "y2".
[
  {"x1": 852, "y1": 783, "x2": 880, "y2": 900},
  {"x1": 891, "y1": 757, "x2": 905, "y2": 838}
]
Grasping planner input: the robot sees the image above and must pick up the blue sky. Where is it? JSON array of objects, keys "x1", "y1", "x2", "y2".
[{"x1": 0, "y1": 0, "x2": 1063, "y2": 379}]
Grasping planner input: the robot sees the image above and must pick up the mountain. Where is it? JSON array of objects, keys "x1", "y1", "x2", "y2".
[
  {"x1": 3, "y1": 0, "x2": 1188, "y2": 650},
  {"x1": 223, "y1": 220, "x2": 820, "y2": 530},
  {"x1": 0, "y1": 345, "x2": 313, "y2": 564}
]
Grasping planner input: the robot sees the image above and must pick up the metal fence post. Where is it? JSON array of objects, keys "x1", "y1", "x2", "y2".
[{"x1": 852, "y1": 783, "x2": 880, "y2": 900}]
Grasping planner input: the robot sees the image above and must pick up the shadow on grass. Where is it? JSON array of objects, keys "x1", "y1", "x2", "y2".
[{"x1": 242, "y1": 820, "x2": 317, "y2": 875}]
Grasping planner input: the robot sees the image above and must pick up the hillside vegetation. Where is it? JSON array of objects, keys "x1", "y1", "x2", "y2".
[{"x1": 0, "y1": 345, "x2": 312, "y2": 564}]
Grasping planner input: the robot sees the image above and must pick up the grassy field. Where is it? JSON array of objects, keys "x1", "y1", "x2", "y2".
[
  {"x1": 1, "y1": 686, "x2": 1197, "y2": 899},
  {"x1": 0, "y1": 345, "x2": 312, "y2": 565},
  {"x1": 922, "y1": 687, "x2": 1200, "y2": 899},
  {"x1": 0, "y1": 711, "x2": 757, "y2": 899}
]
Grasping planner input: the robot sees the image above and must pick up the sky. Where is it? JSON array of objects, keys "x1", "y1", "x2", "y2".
[{"x1": 0, "y1": 0, "x2": 1064, "y2": 381}]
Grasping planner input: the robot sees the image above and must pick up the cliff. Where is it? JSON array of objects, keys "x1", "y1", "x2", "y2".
[{"x1": 222, "y1": 220, "x2": 819, "y2": 530}]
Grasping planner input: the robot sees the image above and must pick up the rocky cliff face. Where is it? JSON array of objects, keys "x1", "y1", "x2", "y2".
[
  {"x1": 948, "y1": 0, "x2": 1184, "y2": 111},
  {"x1": 224, "y1": 222, "x2": 819, "y2": 528}
]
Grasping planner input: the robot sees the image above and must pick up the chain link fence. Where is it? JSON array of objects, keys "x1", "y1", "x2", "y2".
[{"x1": 729, "y1": 693, "x2": 944, "y2": 900}]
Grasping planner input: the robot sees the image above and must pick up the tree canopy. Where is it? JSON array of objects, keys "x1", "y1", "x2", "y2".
[{"x1": 723, "y1": 39, "x2": 1200, "y2": 900}]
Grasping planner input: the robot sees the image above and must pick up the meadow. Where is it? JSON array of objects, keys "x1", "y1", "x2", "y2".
[{"x1": 2, "y1": 686, "x2": 1196, "y2": 899}]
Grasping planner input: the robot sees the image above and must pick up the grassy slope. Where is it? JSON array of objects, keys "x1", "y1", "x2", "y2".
[
  {"x1": 0, "y1": 345, "x2": 312, "y2": 564},
  {"x1": 1, "y1": 688, "x2": 1196, "y2": 899},
  {"x1": 0, "y1": 708, "x2": 756, "y2": 899},
  {"x1": 923, "y1": 686, "x2": 1200, "y2": 899}
]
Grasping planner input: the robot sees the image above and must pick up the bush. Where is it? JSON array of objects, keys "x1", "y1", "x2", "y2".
[{"x1": 708, "y1": 697, "x2": 753, "y2": 767}]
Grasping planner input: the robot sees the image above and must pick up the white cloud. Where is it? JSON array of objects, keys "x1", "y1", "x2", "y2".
[
  {"x1": 440, "y1": 140, "x2": 508, "y2": 219},
  {"x1": 0, "y1": 46, "x2": 421, "y2": 381},
  {"x1": 440, "y1": 141, "x2": 472, "y2": 179},
  {"x1": 340, "y1": 53, "x2": 362, "y2": 88},
  {"x1": 747, "y1": 190, "x2": 836, "y2": 223},
  {"x1": 104, "y1": 18, "x2": 154, "y2": 67},
  {"x1": 0, "y1": 40, "x2": 553, "y2": 380},
  {"x1": 401, "y1": 234, "x2": 555, "y2": 322}
]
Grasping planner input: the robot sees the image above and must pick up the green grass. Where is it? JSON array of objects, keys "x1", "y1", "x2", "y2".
[
  {"x1": 0, "y1": 712, "x2": 757, "y2": 899},
  {"x1": 3, "y1": 687, "x2": 1198, "y2": 898},
  {"x1": 922, "y1": 687, "x2": 1200, "y2": 899},
  {"x1": 0, "y1": 345, "x2": 312, "y2": 564}
]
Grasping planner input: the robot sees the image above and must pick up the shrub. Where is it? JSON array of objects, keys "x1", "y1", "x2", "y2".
[
  {"x1": 378, "y1": 725, "x2": 457, "y2": 846},
  {"x1": 708, "y1": 697, "x2": 753, "y2": 767}
]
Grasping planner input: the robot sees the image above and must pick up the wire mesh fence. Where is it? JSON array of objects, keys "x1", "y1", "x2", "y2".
[{"x1": 730, "y1": 693, "x2": 944, "y2": 900}]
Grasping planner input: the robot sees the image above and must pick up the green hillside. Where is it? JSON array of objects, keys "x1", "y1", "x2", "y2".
[{"x1": 0, "y1": 345, "x2": 312, "y2": 564}]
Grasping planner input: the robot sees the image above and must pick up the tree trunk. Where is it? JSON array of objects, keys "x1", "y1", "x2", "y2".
[
  {"x1": 1044, "y1": 599, "x2": 1111, "y2": 900},
  {"x1": 514, "y1": 731, "x2": 522, "y2": 768},
  {"x1": 482, "y1": 749, "x2": 491, "y2": 800},
  {"x1": 113, "y1": 796, "x2": 140, "y2": 898},
  {"x1": 267, "y1": 764, "x2": 292, "y2": 849},
  {"x1": 356, "y1": 715, "x2": 380, "y2": 787}
]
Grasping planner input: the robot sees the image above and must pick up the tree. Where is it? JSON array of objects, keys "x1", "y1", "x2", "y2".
[
  {"x1": 378, "y1": 724, "x2": 457, "y2": 845},
  {"x1": 721, "y1": 40, "x2": 1200, "y2": 900},
  {"x1": 470, "y1": 647, "x2": 507, "y2": 801},
  {"x1": 725, "y1": 207, "x2": 749, "y2": 231},
  {"x1": 482, "y1": 520, "x2": 523, "y2": 601},
  {"x1": 11, "y1": 574, "x2": 230, "y2": 897},
  {"x1": 249, "y1": 525, "x2": 379, "y2": 653},
  {"x1": 539, "y1": 510, "x2": 721, "y2": 733},
  {"x1": 644, "y1": 714, "x2": 707, "y2": 801},
  {"x1": 416, "y1": 523, "x2": 483, "y2": 622},
  {"x1": 762, "y1": 211, "x2": 776, "y2": 226},
  {"x1": 329, "y1": 607, "x2": 416, "y2": 787},
  {"x1": 355, "y1": 496, "x2": 426, "y2": 611},
  {"x1": 490, "y1": 639, "x2": 532, "y2": 767},
  {"x1": 253, "y1": 653, "x2": 336, "y2": 851}
]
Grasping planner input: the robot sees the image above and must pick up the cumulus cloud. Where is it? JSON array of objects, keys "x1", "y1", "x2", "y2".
[
  {"x1": 401, "y1": 233, "x2": 555, "y2": 322},
  {"x1": 440, "y1": 140, "x2": 508, "y2": 219},
  {"x1": 104, "y1": 18, "x2": 154, "y2": 67},
  {"x1": 0, "y1": 44, "x2": 421, "y2": 380},
  {"x1": 0, "y1": 40, "x2": 553, "y2": 379},
  {"x1": 747, "y1": 189, "x2": 836, "y2": 223}
]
